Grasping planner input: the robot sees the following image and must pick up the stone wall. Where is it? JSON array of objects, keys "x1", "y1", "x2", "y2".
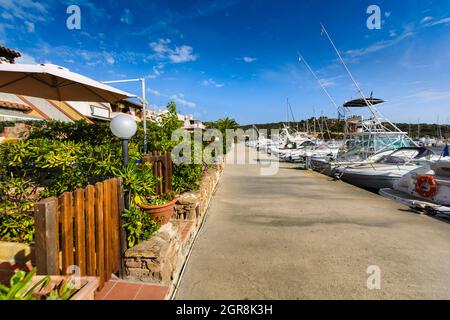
[
  {"x1": 174, "y1": 163, "x2": 224, "y2": 223},
  {"x1": 124, "y1": 163, "x2": 224, "y2": 286}
]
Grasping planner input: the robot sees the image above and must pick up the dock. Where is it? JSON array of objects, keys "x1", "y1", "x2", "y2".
[{"x1": 175, "y1": 151, "x2": 450, "y2": 299}]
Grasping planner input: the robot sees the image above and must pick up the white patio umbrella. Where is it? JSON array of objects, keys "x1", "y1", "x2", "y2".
[{"x1": 0, "y1": 63, "x2": 135, "y2": 102}]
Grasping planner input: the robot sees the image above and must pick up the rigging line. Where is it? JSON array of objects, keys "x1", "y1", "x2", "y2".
[
  {"x1": 288, "y1": 99, "x2": 296, "y2": 124},
  {"x1": 320, "y1": 23, "x2": 411, "y2": 141},
  {"x1": 297, "y1": 52, "x2": 344, "y2": 115},
  {"x1": 297, "y1": 51, "x2": 350, "y2": 135}
]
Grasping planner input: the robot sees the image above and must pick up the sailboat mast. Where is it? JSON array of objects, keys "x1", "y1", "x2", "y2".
[
  {"x1": 313, "y1": 106, "x2": 316, "y2": 135},
  {"x1": 286, "y1": 98, "x2": 289, "y2": 128}
]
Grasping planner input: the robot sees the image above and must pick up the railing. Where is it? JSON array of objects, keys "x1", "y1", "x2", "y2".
[
  {"x1": 142, "y1": 151, "x2": 173, "y2": 196},
  {"x1": 34, "y1": 178, "x2": 124, "y2": 290}
]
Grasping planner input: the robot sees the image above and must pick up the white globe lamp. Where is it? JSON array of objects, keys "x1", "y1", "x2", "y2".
[{"x1": 110, "y1": 114, "x2": 138, "y2": 166}]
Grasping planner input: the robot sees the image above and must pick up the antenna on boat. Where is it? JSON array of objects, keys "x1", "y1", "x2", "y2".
[{"x1": 297, "y1": 52, "x2": 344, "y2": 118}]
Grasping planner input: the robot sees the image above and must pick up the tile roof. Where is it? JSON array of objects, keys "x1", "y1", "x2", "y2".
[
  {"x1": 0, "y1": 100, "x2": 31, "y2": 112},
  {"x1": 0, "y1": 45, "x2": 21, "y2": 58}
]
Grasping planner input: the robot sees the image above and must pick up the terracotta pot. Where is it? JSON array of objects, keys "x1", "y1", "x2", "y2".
[{"x1": 138, "y1": 199, "x2": 177, "y2": 226}]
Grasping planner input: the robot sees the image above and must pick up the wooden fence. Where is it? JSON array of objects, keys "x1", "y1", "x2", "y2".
[
  {"x1": 142, "y1": 151, "x2": 173, "y2": 195},
  {"x1": 34, "y1": 178, "x2": 124, "y2": 290}
]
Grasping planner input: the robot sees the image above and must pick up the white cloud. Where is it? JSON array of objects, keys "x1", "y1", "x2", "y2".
[
  {"x1": 421, "y1": 16, "x2": 434, "y2": 24},
  {"x1": 149, "y1": 38, "x2": 197, "y2": 64},
  {"x1": 345, "y1": 31, "x2": 414, "y2": 58},
  {"x1": 426, "y1": 17, "x2": 450, "y2": 27},
  {"x1": 16, "y1": 52, "x2": 37, "y2": 64},
  {"x1": 170, "y1": 94, "x2": 196, "y2": 108},
  {"x1": 241, "y1": 56, "x2": 257, "y2": 63},
  {"x1": 405, "y1": 89, "x2": 450, "y2": 103},
  {"x1": 1, "y1": 12, "x2": 13, "y2": 20},
  {"x1": 202, "y1": 78, "x2": 224, "y2": 88},
  {"x1": 148, "y1": 88, "x2": 162, "y2": 96},
  {"x1": 0, "y1": 0, "x2": 48, "y2": 22},
  {"x1": 146, "y1": 63, "x2": 165, "y2": 79},
  {"x1": 169, "y1": 45, "x2": 197, "y2": 63},
  {"x1": 105, "y1": 55, "x2": 115, "y2": 65},
  {"x1": 120, "y1": 8, "x2": 134, "y2": 25},
  {"x1": 389, "y1": 29, "x2": 397, "y2": 37},
  {"x1": 76, "y1": 50, "x2": 117, "y2": 66},
  {"x1": 24, "y1": 21, "x2": 35, "y2": 32},
  {"x1": 384, "y1": 12, "x2": 391, "y2": 18},
  {"x1": 319, "y1": 76, "x2": 341, "y2": 88}
]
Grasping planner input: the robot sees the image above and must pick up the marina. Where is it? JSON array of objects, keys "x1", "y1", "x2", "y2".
[
  {"x1": 1, "y1": 0, "x2": 450, "y2": 305},
  {"x1": 175, "y1": 151, "x2": 450, "y2": 299}
]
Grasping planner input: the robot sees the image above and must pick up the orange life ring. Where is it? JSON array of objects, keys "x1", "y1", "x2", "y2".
[{"x1": 415, "y1": 175, "x2": 437, "y2": 198}]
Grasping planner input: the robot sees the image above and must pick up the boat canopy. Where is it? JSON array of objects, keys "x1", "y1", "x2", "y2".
[{"x1": 343, "y1": 98, "x2": 384, "y2": 108}]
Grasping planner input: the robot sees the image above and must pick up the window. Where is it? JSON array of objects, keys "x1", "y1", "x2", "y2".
[{"x1": 90, "y1": 105, "x2": 110, "y2": 119}]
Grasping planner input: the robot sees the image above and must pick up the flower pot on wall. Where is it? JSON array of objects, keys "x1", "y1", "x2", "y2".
[{"x1": 138, "y1": 199, "x2": 177, "y2": 226}]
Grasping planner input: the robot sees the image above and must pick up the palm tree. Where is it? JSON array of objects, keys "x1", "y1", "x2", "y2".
[{"x1": 215, "y1": 117, "x2": 239, "y2": 131}]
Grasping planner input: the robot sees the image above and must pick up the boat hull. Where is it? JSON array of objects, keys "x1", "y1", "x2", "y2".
[{"x1": 341, "y1": 172, "x2": 399, "y2": 190}]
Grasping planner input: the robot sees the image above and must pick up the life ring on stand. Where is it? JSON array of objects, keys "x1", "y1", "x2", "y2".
[{"x1": 415, "y1": 175, "x2": 437, "y2": 198}]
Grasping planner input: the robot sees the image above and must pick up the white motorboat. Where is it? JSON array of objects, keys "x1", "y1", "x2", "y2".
[
  {"x1": 287, "y1": 141, "x2": 341, "y2": 163},
  {"x1": 380, "y1": 160, "x2": 450, "y2": 217},
  {"x1": 335, "y1": 147, "x2": 438, "y2": 190}
]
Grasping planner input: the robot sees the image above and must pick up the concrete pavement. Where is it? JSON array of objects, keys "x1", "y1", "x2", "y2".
[{"x1": 175, "y1": 155, "x2": 450, "y2": 300}]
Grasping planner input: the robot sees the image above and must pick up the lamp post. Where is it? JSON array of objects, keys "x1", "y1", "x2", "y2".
[
  {"x1": 110, "y1": 114, "x2": 137, "y2": 280},
  {"x1": 103, "y1": 78, "x2": 148, "y2": 153},
  {"x1": 110, "y1": 114, "x2": 138, "y2": 166}
]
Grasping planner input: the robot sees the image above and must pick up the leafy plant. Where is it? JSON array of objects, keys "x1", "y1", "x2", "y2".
[
  {"x1": 0, "y1": 268, "x2": 47, "y2": 300},
  {"x1": 46, "y1": 279, "x2": 78, "y2": 300},
  {"x1": 0, "y1": 101, "x2": 209, "y2": 246},
  {"x1": 172, "y1": 163, "x2": 203, "y2": 193},
  {"x1": 0, "y1": 212, "x2": 35, "y2": 243},
  {"x1": 144, "y1": 191, "x2": 176, "y2": 206},
  {"x1": 0, "y1": 173, "x2": 36, "y2": 243},
  {"x1": 0, "y1": 268, "x2": 78, "y2": 300},
  {"x1": 122, "y1": 204, "x2": 160, "y2": 248},
  {"x1": 114, "y1": 162, "x2": 158, "y2": 205}
]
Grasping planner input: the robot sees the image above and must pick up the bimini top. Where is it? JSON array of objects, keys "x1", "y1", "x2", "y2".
[{"x1": 343, "y1": 97, "x2": 384, "y2": 107}]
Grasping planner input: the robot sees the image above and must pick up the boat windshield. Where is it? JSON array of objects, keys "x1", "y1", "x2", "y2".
[{"x1": 337, "y1": 133, "x2": 415, "y2": 162}]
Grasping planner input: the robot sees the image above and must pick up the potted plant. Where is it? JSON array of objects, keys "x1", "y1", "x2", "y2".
[
  {"x1": 138, "y1": 192, "x2": 177, "y2": 226},
  {"x1": 0, "y1": 268, "x2": 99, "y2": 300}
]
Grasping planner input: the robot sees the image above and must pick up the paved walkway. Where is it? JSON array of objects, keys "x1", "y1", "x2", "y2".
[
  {"x1": 175, "y1": 155, "x2": 450, "y2": 299},
  {"x1": 95, "y1": 280, "x2": 169, "y2": 300}
]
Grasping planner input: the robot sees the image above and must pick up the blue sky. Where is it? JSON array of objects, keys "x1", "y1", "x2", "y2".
[{"x1": 1, "y1": 0, "x2": 450, "y2": 125}]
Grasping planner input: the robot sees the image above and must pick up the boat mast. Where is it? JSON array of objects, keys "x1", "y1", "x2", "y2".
[
  {"x1": 286, "y1": 98, "x2": 290, "y2": 128},
  {"x1": 313, "y1": 105, "x2": 316, "y2": 135}
]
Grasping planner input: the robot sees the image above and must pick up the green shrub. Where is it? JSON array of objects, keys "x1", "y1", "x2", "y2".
[
  {"x1": 172, "y1": 163, "x2": 203, "y2": 193},
  {"x1": 0, "y1": 101, "x2": 220, "y2": 246},
  {"x1": 27, "y1": 120, "x2": 116, "y2": 146},
  {"x1": 121, "y1": 203, "x2": 159, "y2": 248}
]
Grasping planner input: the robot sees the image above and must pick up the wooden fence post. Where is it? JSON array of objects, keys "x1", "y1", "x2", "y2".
[
  {"x1": 34, "y1": 198, "x2": 59, "y2": 275},
  {"x1": 117, "y1": 178, "x2": 127, "y2": 279}
]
